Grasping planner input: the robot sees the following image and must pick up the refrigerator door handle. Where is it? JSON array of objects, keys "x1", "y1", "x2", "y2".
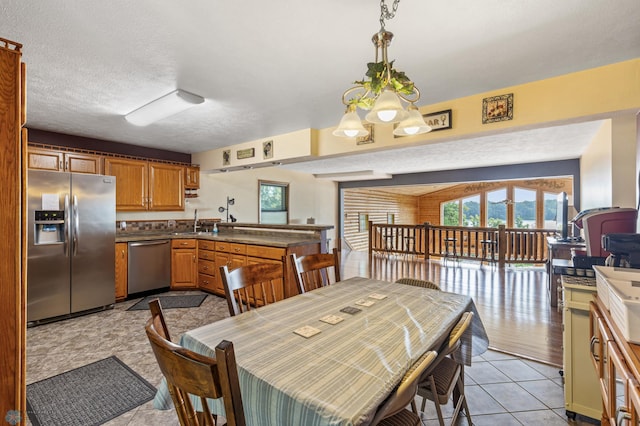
[
  {"x1": 64, "y1": 194, "x2": 70, "y2": 257},
  {"x1": 72, "y1": 194, "x2": 79, "y2": 256}
]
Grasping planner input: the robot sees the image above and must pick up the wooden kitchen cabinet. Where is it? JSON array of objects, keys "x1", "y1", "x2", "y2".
[
  {"x1": 0, "y1": 37, "x2": 26, "y2": 419},
  {"x1": 197, "y1": 240, "x2": 218, "y2": 293},
  {"x1": 149, "y1": 162, "x2": 185, "y2": 210},
  {"x1": 171, "y1": 239, "x2": 197, "y2": 289},
  {"x1": 104, "y1": 158, "x2": 147, "y2": 210},
  {"x1": 114, "y1": 243, "x2": 128, "y2": 301},
  {"x1": 185, "y1": 165, "x2": 200, "y2": 189},
  {"x1": 589, "y1": 299, "x2": 640, "y2": 425},
  {"x1": 28, "y1": 147, "x2": 103, "y2": 174},
  {"x1": 105, "y1": 158, "x2": 184, "y2": 211}
]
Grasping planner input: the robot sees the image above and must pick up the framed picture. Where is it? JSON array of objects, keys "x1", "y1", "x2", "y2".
[
  {"x1": 482, "y1": 93, "x2": 513, "y2": 124},
  {"x1": 423, "y1": 109, "x2": 452, "y2": 131},
  {"x1": 356, "y1": 124, "x2": 374, "y2": 145},
  {"x1": 237, "y1": 148, "x2": 255, "y2": 160},
  {"x1": 222, "y1": 150, "x2": 231, "y2": 166},
  {"x1": 263, "y1": 140, "x2": 273, "y2": 159}
]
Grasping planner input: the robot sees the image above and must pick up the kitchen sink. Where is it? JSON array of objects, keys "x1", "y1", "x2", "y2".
[{"x1": 171, "y1": 231, "x2": 215, "y2": 236}]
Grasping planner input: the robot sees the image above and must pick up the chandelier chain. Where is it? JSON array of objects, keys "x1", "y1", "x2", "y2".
[{"x1": 379, "y1": 0, "x2": 400, "y2": 29}]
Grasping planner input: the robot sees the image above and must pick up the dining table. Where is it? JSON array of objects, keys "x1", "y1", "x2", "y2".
[{"x1": 153, "y1": 276, "x2": 489, "y2": 426}]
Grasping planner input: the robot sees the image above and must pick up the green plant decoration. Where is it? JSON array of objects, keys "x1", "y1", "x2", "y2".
[{"x1": 349, "y1": 60, "x2": 416, "y2": 109}]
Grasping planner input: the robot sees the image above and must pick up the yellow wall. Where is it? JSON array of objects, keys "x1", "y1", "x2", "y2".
[{"x1": 316, "y1": 59, "x2": 640, "y2": 159}]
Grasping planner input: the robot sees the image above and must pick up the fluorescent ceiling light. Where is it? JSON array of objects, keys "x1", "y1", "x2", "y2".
[
  {"x1": 314, "y1": 170, "x2": 392, "y2": 182},
  {"x1": 125, "y1": 89, "x2": 204, "y2": 126}
]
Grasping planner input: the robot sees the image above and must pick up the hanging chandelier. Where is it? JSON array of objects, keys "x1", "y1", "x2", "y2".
[{"x1": 333, "y1": 0, "x2": 431, "y2": 138}]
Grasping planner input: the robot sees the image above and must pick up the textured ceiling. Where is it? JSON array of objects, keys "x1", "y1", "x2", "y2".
[{"x1": 2, "y1": 0, "x2": 639, "y2": 177}]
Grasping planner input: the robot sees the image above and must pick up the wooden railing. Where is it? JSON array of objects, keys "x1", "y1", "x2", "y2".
[{"x1": 368, "y1": 222, "x2": 556, "y2": 267}]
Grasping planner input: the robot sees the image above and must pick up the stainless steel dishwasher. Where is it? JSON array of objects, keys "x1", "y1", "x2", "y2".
[{"x1": 127, "y1": 240, "x2": 171, "y2": 295}]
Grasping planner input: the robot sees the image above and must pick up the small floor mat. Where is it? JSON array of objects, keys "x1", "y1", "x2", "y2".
[
  {"x1": 127, "y1": 294, "x2": 207, "y2": 311},
  {"x1": 26, "y1": 356, "x2": 156, "y2": 426}
]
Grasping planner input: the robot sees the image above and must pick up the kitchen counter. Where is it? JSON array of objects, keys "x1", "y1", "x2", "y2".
[
  {"x1": 117, "y1": 222, "x2": 334, "y2": 250},
  {"x1": 117, "y1": 223, "x2": 332, "y2": 298},
  {"x1": 116, "y1": 231, "x2": 321, "y2": 248}
]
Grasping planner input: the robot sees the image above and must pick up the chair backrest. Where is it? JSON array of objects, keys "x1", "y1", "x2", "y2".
[
  {"x1": 395, "y1": 277, "x2": 440, "y2": 291},
  {"x1": 220, "y1": 262, "x2": 285, "y2": 316},
  {"x1": 370, "y1": 350, "x2": 438, "y2": 424},
  {"x1": 291, "y1": 248, "x2": 341, "y2": 294},
  {"x1": 444, "y1": 311, "x2": 473, "y2": 357},
  {"x1": 148, "y1": 298, "x2": 172, "y2": 340},
  {"x1": 146, "y1": 302, "x2": 246, "y2": 426}
]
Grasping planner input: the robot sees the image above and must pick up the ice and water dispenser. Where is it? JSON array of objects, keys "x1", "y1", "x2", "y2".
[{"x1": 33, "y1": 210, "x2": 65, "y2": 245}]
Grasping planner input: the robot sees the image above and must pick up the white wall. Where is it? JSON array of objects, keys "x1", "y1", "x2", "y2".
[
  {"x1": 191, "y1": 167, "x2": 339, "y2": 248},
  {"x1": 611, "y1": 114, "x2": 638, "y2": 208},
  {"x1": 580, "y1": 115, "x2": 638, "y2": 211},
  {"x1": 581, "y1": 120, "x2": 613, "y2": 209}
]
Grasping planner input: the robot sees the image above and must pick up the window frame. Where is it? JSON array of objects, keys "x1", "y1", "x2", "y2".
[{"x1": 259, "y1": 180, "x2": 289, "y2": 224}]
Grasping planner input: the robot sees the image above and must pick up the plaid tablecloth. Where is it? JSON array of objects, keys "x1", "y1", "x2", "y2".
[{"x1": 154, "y1": 276, "x2": 488, "y2": 425}]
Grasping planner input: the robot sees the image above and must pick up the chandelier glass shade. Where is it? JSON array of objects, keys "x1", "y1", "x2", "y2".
[{"x1": 334, "y1": 0, "x2": 431, "y2": 138}]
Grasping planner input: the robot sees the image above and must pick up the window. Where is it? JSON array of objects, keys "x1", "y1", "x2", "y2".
[
  {"x1": 442, "y1": 200, "x2": 460, "y2": 226},
  {"x1": 442, "y1": 196, "x2": 479, "y2": 227},
  {"x1": 387, "y1": 213, "x2": 395, "y2": 224},
  {"x1": 514, "y1": 187, "x2": 536, "y2": 228},
  {"x1": 259, "y1": 180, "x2": 289, "y2": 224},
  {"x1": 543, "y1": 192, "x2": 560, "y2": 229},
  {"x1": 462, "y1": 195, "x2": 480, "y2": 226},
  {"x1": 486, "y1": 189, "x2": 507, "y2": 227},
  {"x1": 359, "y1": 213, "x2": 369, "y2": 232}
]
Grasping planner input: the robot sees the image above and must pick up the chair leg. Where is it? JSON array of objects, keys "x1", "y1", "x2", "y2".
[
  {"x1": 429, "y1": 375, "x2": 446, "y2": 426},
  {"x1": 458, "y1": 376, "x2": 473, "y2": 426},
  {"x1": 411, "y1": 398, "x2": 418, "y2": 415}
]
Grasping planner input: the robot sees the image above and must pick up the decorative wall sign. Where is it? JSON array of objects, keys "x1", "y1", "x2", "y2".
[
  {"x1": 356, "y1": 124, "x2": 374, "y2": 145},
  {"x1": 222, "y1": 150, "x2": 231, "y2": 166},
  {"x1": 482, "y1": 93, "x2": 513, "y2": 124},
  {"x1": 262, "y1": 140, "x2": 273, "y2": 159},
  {"x1": 237, "y1": 148, "x2": 255, "y2": 160},
  {"x1": 424, "y1": 109, "x2": 452, "y2": 131}
]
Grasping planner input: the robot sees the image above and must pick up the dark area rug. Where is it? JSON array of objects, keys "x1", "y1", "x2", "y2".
[
  {"x1": 127, "y1": 294, "x2": 207, "y2": 311},
  {"x1": 26, "y1": 356, "x2": 156, "y2": 426}
]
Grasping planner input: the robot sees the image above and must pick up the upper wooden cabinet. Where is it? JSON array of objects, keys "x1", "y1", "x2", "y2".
[
  {"x1": 104, "y1": 158, "x2": 184, "y2": 211},
  {"x1": 185, "y1": 165, "x2": 200, "y2": 189},
  {"x1": 149, "y1": 163, "x2": 185, "y2": 210},
  {"x1": 28, "y1": 147, "x2": 103, "y2": 174}
]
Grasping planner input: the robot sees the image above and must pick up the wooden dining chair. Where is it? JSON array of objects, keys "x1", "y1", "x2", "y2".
[
  {"x1": 291, "y1": 248, "x2": 341, "y2": 293},
  {"x1": 417, "y1": 311, "x2": 474, "y2": 426},
  {"x1": 220, "y1": 262, "x2": 285, "y2": 316},
  {"x1": 370, "y1": 350, "x2": 438, "y2": 426},
  {"x1": 395, "y1": 277, "x2": 440, "y2": 290},
  {"x1": 146, "y1": 299, "x2": 246, "y2": 426}
]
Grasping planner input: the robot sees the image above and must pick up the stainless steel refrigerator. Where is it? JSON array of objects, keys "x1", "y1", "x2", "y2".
[{"x1": 27, "y1": 170, "x2": 116, "y2": 324}]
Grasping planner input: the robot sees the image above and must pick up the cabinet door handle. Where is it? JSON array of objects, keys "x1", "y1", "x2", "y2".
[
  {"x1": 590, "y1": 336, "x2": 600, "y2": 362},
  {"x1": 121, "y1": 249, "x2": 125, "y2": 259},
  {"x1": 59, "y1": 160, "x2": 64, "y2": 170}
]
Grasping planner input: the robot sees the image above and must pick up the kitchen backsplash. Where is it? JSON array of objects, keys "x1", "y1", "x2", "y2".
[{"x1": 115, "y1": 218, "x2": 219, "y2": 234}]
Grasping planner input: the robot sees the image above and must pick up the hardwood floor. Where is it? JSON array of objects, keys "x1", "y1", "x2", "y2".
[{"x1": 340, "y1": 250, "x2": 563, "y2": 367}]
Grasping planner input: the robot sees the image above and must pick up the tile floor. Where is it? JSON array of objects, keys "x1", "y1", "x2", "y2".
[{"x1": 26, "y1": 290, "x2": 601, "y2": 425}]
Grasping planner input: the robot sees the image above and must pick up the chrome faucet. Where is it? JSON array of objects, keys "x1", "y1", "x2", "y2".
[{"x1": 193, "y1": 209, "x2": 198, "y2": 232}]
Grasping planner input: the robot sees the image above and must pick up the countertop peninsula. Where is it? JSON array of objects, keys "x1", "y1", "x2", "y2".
[{"x1": 116, "y1": 222, "x2": 334, "y2": 249}]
